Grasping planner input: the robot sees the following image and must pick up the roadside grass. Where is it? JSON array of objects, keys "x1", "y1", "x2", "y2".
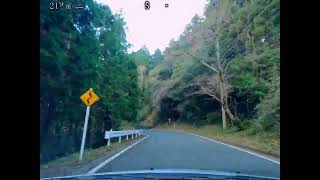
[
  {"x1": 119, "y1": 120, "x2": 137, "y2": 130},
  {"x1": 155, "y1": 123, "x2": 279, "y2": 157},
  {"x1": 40, "y1": 136, "x2": 142, "y2": 178}
]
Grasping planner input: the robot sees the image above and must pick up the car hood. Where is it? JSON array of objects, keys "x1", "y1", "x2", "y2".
[{"x1": 41, "y1": 168, "x2": 279, "y2": 180}]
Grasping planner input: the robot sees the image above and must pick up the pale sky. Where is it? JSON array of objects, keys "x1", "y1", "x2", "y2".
[{"x1": 95, "y1": 0, "x2": 208, "y2": 54}]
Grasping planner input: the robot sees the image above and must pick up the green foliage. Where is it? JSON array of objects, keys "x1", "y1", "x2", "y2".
[
  {"x1": 148, "y1": 0, "x2": 280, "y2": 135},
  {"x1": 137, "y1": 105, "x2": 152, "y2": 122},
  {"x1": 233, "y1": 118, "x2": 252, "y2": 131},
  {"x1": 40, "y1": 0, "x2": 141, "y2": 163},
  {"x1": 150, "y1": 49, "x2": 164, "y2": 69},
  {"x1": 131, "y1": 47, "x2": 150, "y2": 67},
  {"x1": 255, "y1": 78, "x2": 280, "y2": 133},
  {"x1": 158, "y1": 68, "x2": 173, "y2": 80},
  {"x1": 206, "y1": 112, "x2": 222, "y2": 125},
  {"x1": 130, "y1": 48, "x2": 164, "y2": 70}
]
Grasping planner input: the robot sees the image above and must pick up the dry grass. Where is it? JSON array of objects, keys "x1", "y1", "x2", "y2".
[
  {"x1": 156, "y1": 123, "x2": 280, "y2": 157},
  {"x1": 141, "y1": 109, "x2": 158, "y2": 128}
]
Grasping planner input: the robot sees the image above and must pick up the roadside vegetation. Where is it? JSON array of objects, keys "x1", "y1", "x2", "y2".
[
  {"x1": 141, "y1": 0, "x2": 280, "y2": 157},
  {"x1": 156, "y1": 123, "x2": 279, "y2": 157},
  {"x1": 41, "y1": 0, "x2": 145, "y2": 163},
  {"x1": 40, "y1": 136, "x2": 143, "y2": 178}
]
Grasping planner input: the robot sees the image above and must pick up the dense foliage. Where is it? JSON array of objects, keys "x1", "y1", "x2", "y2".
[
  {"x1": 129, "y1": 48, "x2": 164, "y2": 121},
  {"x1": 40, "y1": 0, "x2": 141, "y2": 163},
  {"x1": 147, "y1": 0, "x2": 279, "y2": 134}
]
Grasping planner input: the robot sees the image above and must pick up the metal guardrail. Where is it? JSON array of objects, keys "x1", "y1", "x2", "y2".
[{"x1": 104, "y1": 129, "x2": 143, "y2": 146}]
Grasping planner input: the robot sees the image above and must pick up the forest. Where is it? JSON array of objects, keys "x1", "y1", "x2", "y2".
[{"x1": 40, "y1": 0, "x2": 280, "y2": 163}]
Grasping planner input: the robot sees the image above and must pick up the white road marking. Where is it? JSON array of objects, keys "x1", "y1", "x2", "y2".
[
  {"x1": 187, "y1": 132, "x2": 280, "y2": 164},
  {"x1": 40, "y1": 135, "x2": 149, "y2": 180},
  {"x1": 86, "y1": 135, "x2": 150, "y2": 174}
]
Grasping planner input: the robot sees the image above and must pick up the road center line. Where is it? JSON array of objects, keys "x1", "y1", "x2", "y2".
[
  {"x1": 186, "y1": 132, "x2": 280, "y2": 164},
  {"x1": 86, "y1": 135, "x2": 150, "y2": 174}
]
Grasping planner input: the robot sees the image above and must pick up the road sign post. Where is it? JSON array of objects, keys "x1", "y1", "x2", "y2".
[
  {"x1": 79, "y1": 105, "x2": 90, "y2": 160},
  {"x1": 79, "y1": 88, "x2": 99, "y2": 161}
]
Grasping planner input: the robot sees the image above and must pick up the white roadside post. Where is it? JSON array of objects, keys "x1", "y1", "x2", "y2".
[
  {"x1": 126, "y1": 134, "x2": 129, "y2": 140},
  {"x1": 79, "y1": 88, "x2": 99, "y2": 161},
  {"x1": 107, "y1": 129, "x2": 112, "y2": 146},
  {"x1": 119, "y1": 136, "x2": 121, "y2": 143}
]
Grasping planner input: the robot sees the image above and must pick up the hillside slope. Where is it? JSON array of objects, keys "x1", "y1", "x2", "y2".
[{"x1": 147, "y1": 0, "x2": 280, "y2": 137}]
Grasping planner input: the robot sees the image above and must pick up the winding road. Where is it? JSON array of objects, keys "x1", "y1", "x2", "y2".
[{"x1": 95, "y1": 129, "x2": 280, "y2": 178}]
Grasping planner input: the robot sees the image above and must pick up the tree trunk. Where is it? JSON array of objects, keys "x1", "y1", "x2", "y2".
[
  {"x1": 221, "y1": 105, "x2": 227, "y2": 129},
  {"x1": 219, "y1": 77, "x2": 227, "y2": 129},
  {"x1": 224, "y1": 103, "x2": 236, "y2": 121},
  {"x1": 219, "y1": 72, "x2": 237, "y2": 127},
  {"x1": 215, "y1": 37, "x2": 227, "y2": 129}
]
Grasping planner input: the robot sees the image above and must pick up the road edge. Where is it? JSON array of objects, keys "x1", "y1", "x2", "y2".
[
  {"x1": 185, "y1": 132, "x2": 280, "y2": 164},
  {"x1": 40, "y1": 135, "x2": 149, "y2": 180},
  {"x1": 86, "y1": 135, "x2": 150, "y2": 174}
]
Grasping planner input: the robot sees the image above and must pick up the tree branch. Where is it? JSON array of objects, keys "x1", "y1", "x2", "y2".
[
  {"x1": 190, "y1": 89, "x2": 222, "y2": 105},
  {"x1": 223, "y1": 59, "x2": 233, "y2": 74},
  {"x1": 198, "y1": 83, "x2": 222, "y2": 104},
  {"x1": 206, "y1": 92, "x2": 223, "y2": 104},
  {"x1": 169, "y1": 50, "x2": 186, "y2": 57},
  {"x1": 185, "y1": 51, "x2": 220, "y2": 73}
]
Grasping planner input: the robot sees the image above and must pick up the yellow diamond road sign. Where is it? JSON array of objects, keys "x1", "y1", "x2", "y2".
[{"x1": 80, "y1": 88, "x2": 99, "y2": 106}]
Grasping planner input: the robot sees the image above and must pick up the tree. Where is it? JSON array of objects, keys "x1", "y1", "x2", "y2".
[
  {"x1": 170, "y1": 0, "x2": 237, "y2": 129},
  {"x1": 150, "y1": 49, "x2": 164, "y2": 69},
  {"x1": 40, "y1": 0, "x2": 142, "y2": 163},
  {"x1": 170, "y1": 0, "x2": 278, "y2": 129}
]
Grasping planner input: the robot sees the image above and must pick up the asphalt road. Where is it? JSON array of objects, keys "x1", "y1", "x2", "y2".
[{"x1": 97, "y1": 130, "x2": 280, "y2": 178}]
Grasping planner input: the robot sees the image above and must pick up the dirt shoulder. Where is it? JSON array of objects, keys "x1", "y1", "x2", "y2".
[
  {"x1": 155, "y1": 123, "x2": 279, "y2": 160},
  {"x1": 40, "y1": 136, "x2": 144, "y2": 179}
]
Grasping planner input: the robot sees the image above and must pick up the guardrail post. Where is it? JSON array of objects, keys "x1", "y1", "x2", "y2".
[
  {"x1": 119, "y1": 136, "x2": 121, "y2": 143},
  {"x1": 131, "y1": 133, "x2": 134, "y2": 139},
  {"x1": 126, "y1": 134, "x2": 129, "y2": 140},
  {"x1": 107, "y1": 129, "x2": 112, "y2": 146}
]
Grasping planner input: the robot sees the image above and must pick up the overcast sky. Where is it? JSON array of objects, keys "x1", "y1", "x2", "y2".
[{"x1": 95, "y1": 0, "x2": 208, "y2": 54}]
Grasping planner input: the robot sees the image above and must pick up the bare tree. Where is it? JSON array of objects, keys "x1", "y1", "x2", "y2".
[
  {"x1": 188, "y1": 67, "x2": 237, "y2": 130},
  {"x1": 171, "y1": 45, "x2": 238, "y2": 129},
  {"x1": 170, "y1": 1, "x2": 238, "y2": 129}
]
